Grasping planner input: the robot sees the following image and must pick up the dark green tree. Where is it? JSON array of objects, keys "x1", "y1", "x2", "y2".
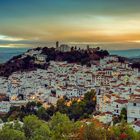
[
  {"x1": 120, "y1": 108, "x2": 127, "y2": 121},
  {"x1": 49, "y1": 112, "x2": 79, "y2": 140},
  {"x1": 0, "y1": 128, "x2": 25, "y2": 140},
  {"x1": 23, "y1": 115, "x2": 51, "y2": 139}
]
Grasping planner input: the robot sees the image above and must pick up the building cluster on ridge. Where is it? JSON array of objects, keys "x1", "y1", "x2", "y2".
[{"x1": 0, "y1": 43, "x2": 140, "y2": 131}]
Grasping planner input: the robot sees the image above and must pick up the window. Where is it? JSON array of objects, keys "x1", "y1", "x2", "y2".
[
  {"x1": 131, "y1": 110, "x2": 135, "y2": 114},
  {"x1": 116, "y1": 105, "x2": 118, "y2": 108},
  {"x1": 134, "y1": 118, "x2": 137, "y2": 121},
  {"x1": 133, "y1": 103, "x2": 137, "y2": 106}
]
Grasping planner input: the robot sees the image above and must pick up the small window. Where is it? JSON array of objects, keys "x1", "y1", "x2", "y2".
[
  {"x1": 133, "y1": 103, "x2": 137, "y2": 106},
  {"x1": 116, "y1": 110, "x2": 119, "y2": 113},
  {"x1": 116, "y1": 105, "x2": 118, "y2": 108},
  {"x1": 134, "y1": 118, "x2": 137, "y2": 121}
]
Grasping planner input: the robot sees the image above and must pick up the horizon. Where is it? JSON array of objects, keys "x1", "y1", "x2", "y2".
[
  {"x1": 1, "y1": 1, "x2": 140, "y2": 137},
  {"x1": 1, "y1": 45, "x2": 140, "y2": 64},
  {"x1": 0, "y1": 0, "x2": 140, "y2": 49},
  {"x1": 1, "y1": 42, "x2": 140, "y2": 51}
]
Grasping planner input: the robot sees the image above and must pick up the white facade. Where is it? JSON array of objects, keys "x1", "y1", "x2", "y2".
[
  {"x1": 127, "y1": 99, "x2": 140, "y2": 123},
  {"x1": 132, "y1": 120, "x2": 140, "y2": 132},
  {"x1": 93, "y1": 112, "x2": 113, "y2": 124},
  {"x1": 57, "y1": 44, "x2": 71, "y2": 52},
  {"x1": 0, "y1": 101, "x2": 11, "y2": 113},
  {"x1": 112, "y1": 99, "x2": 128, "y2": 116}
]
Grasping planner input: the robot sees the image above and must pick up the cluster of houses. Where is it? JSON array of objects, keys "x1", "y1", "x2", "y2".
[{"x1": 0, "y1": 53, "x2": 140, "y2": 131}]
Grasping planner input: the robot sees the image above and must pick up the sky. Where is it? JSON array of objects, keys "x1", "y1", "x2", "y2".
[{"x1": 0, "y1": 0, "x2": 140, "y2": 50}]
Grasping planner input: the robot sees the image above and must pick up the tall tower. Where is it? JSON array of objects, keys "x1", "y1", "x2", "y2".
[
  {"x1": 87, "y1": 45, "x2": 90, "y2": 50},
  {"x1": 56, "y1": 41, "x2": 59, "y2": 49}
]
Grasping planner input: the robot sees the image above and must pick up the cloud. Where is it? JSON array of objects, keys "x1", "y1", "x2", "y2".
[
  {"x1": 0, "y1": 35, "x2": 26, "y2": 41},
  {"x1": 0, "y1": 0, "x2": 140, "y2": 49}
]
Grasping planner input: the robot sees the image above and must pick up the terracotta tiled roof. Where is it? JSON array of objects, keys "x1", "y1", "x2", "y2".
[
  {"x1": 114, "y1": 99, "x2": 128, "y2": 104},
  {"x1": 134, "y1": 120, "x2": 140, "y2": 127},
  {"x1": 135, "y1": 89, "x2": 140, "y2": 93}
]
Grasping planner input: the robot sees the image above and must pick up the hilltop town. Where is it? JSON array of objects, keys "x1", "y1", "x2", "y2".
[{"x1": 0, "y1": 42, "x2": 140, "y2": 132}]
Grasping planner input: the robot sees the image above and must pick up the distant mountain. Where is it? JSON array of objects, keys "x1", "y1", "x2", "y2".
[
  {"x1": 109, "y1": 49, "x2": 140, "y2": 58},
  {"x1": 0, "y1": 47, "x2": 30, "y2": 63}
]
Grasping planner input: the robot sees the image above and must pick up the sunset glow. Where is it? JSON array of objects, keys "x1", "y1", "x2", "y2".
[{"x1": 0, "y1": 0, "x2": 140, "y2": 49}]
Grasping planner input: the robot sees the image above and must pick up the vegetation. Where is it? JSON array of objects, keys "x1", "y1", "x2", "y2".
[
  {"x1": 120, "y1": 108, "x2": 127, "y2": 121},
  {"x1": 0, "y1": 91, "x2": 140, "y2": 140},
  {"x1": 0, "y1": 113, "x2": 140, "y2": 140},
  {"x1": 41, "y1": 47, "x2": 109, "y2": 64},
  {"x1": 56, "y1": 90, "x2": 96, "y2": 121},
  {"x1": 131, "y1": 62, "x2": 140, "y2": 69},
  {"x1": 0, "y1": 113, "x2": 79, "y2": 140},
  {"x1": 1, "y1": 90, "x2": 96, "y2": 122}
]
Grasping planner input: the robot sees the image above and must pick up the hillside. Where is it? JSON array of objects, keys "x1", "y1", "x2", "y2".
[{"x1": 0, "y1": 47, "x2": 109, "y2": 77}]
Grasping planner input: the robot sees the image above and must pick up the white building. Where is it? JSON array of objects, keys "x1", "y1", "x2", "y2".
[
  {"x1": 57, "y1": 44, "x2": 71, "y2": 52},
  {"x1": 35, "y1": 54, "x2": 47, "y2": 64},
  {"x1": 93, "y1": 112, "x2": 113, "y2": 124},
  {"x1": 0, "y1": 101, "x2": 11, "y2": 113},
  {"x1": 25, "y1": 49, "x2": 41, "y2": 57},
  {"x1": 127, "y1": 98, "x2": 140, "y2": 123},
  {"x1": 112, "y1": 99, "x2": 128, "y2": 116},
  {"x1": 132, "y1": 120, "x2": 140, "y2": 132},
  {"x1": 103, "y1": 55, "x2": 119, "y2": 62}
]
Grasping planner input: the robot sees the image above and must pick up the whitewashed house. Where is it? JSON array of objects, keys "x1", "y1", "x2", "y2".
[
  {"x1": 127, "y1": 98, "x2": 140, "y2": 123},
  {"x1": 0, "y1": 101, "x2": 11, "y2": 113},
  {"x1": 112, "y1": 99, "x2": 128, "y2": 116},
  {"x1": 132, "y1": 120, "x2": 140, "y2": 132}
]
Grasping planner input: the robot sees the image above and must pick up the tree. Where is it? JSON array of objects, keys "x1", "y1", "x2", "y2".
[
  {"x1": 1, "y1": 113, "x2": 140, "y2": 140},
  {"x1": 37, "y1": 107, "x2": 49, "y2": 121},
  {"x1": 80, "y1": 123, "x2": 106, "y2": 140},
  {"x1": 36, "y1": 102, "x2": 42, "y2": 108},
  {"x1": 84, "y1": 90, "x2": 96, "y2": 101},
  {"x1": 23, "y1": 115, "x2": 51, "y2": 139},
  {"x1": 26, "y1": 101, "x2": 36, "y2": 108},
  {"x1": 120, "y1": 108, "x2": 127, "y2": 121},
  {"x1": 32, "y1": 122, "x2": 51, "y2": 140},
  {"x1": 0, "y1": 128, "x2": 25, "y2": 140},
  {"x1": 83, "y1": 90, "x2": 96, "y2": 115},
  {"x1": 46, "y1": 104, "x2": 56, "y2": 117},
  {"x1": 49, "y1": 112, "x2": 79, "y2": 140},
  {"x1": 56, "y1": 98, "x2": 68, "y2": 114},
  {"x1": 55, "y1": 90, "x2": 97, "y2": 121},
  {"x1": 69, "y1": 100, "x2": 85, "y2": 120},
  {"x1": 2, "y1": 120, "x2": 23, "y2": 132},
  {"x1": 110, "y1": 122, "x2": 140, "y2": 140}
]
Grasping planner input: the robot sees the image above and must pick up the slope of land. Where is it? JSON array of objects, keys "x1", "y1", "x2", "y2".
[{"x1": 0, "y1": 47, "x2": 109, "y2": 77}]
